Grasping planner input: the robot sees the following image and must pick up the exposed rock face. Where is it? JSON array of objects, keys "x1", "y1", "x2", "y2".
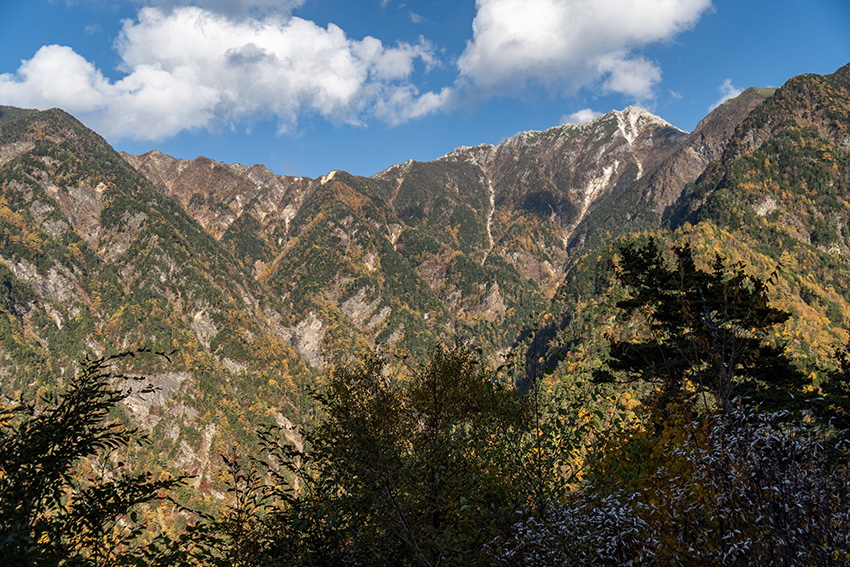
[
  {"x1": 44, "y1": 181, "x2": 107, "y2": 247},
  {"x1": 122, "y1": 371, "x2": 191, "y2": 429},
  {"x1": 1, "y1": 256, "x2": 88, "y2": 306},
  {"x1": 293, "y1": 311, "x2": 326, "y2": 369},
  {"x1": 642, "y1": 87, "x2": 775, "y2": 218},
  {"x1": 123, "y1": 103, "x2": 763, "y2": 365},
  {"x1": 122, "y1": 150, "x2": 316, "y2": 241},
  {"x1": 190, "y1": 309, "x2": 219, "y2": 348},
  {"x1": 0, "y1": 141, "x2": 35, "y2": 167},
  {"x1": 341, "y1": 288, "x2": 385, "y2": 328}
]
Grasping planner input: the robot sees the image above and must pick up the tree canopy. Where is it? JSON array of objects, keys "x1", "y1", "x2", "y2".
[{"x1": 596, "y1": 238, "x2": 806, "y2": 413}]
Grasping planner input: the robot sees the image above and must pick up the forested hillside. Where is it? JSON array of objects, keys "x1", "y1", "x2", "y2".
[{"x1": 0, "y1": 106, "x2": 317, "y2": 502}]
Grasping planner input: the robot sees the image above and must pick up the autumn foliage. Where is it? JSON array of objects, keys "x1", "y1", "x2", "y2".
[{"x1": 4, "y1": 242, "x2": 850, "y2": 566}]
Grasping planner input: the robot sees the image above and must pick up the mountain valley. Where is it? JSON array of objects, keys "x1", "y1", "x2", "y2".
[{"x1": 1, "y1": 61, "x2": 850, "y2": 503}]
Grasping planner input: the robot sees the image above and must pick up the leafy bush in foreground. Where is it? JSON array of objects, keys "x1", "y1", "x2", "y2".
[
  {"x1": 493, "y1": 407, "x2": 850, "y2": 566},
  {"x1": 0, "y1": 352, "x2": 184, "y2": 567}
]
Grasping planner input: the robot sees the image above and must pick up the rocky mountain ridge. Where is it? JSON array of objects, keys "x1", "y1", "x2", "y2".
[
  {"x1": 114, "y1": 95, "x2": 787, "y2": 377},
  {"x1": 3, "y1": 62, "x2": 850, "y2": 500},
  {"x1": 118, "y1": 104, "x2": 711, "y2": 374},
  {"x1": 125, "y1": 106, "x2": 693, "y2": 295}
]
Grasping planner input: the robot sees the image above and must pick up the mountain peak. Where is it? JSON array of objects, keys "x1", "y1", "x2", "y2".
[
  {"x1": 437, "y1": 143, "x2": 497, "y2": 168},
  {"x1": 561, "y1": 106, "x2": 681, "y2": 133},
  {"x1": 424, "y1": 107, "x2": 683, "y2": 173},
  {"x1": 611, "y1": 106, "x2": 684, "y2": 136}
]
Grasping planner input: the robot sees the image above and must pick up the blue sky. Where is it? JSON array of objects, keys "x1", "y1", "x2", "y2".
[{"x1": 1, "y1": 0, "x2": 848, "y2": 178}]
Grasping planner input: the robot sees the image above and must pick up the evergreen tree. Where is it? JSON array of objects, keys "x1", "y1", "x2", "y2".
[{"x1": 596, "y1": 238, "x2": 806, "y2": 413}]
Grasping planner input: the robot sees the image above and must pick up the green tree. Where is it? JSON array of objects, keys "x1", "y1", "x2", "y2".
[
  {"x1": 301, "y1": 343, "x2": 522, "y2": 566},
  {"x1": 0, "y1": 352, "x2": 185, "y2": 566},
  {"x1": 597, "y1": 238, "x2": 806, "y2": 413},
  {"x1": 187, "y1": 344, "x2": 533, "y2": 567},
  {"x1": 182, "y1": 342, "x2": 616, "y2": 566}
]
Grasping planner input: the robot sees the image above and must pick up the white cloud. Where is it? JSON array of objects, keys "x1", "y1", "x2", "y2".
[
  {"x1": 374, "y1": 86, "x2": 455, "y2": 125},
  {"x1": 457, "y1": 0, "x2": 711, "y2": 99},
  {"x1": 1, "y1": 0, "x2": 718, "y2": 143},
  {"x1": 595, "y1": 52, "x2": 661, "y2": 100},
  {"x1": 561, "y1": 108, "x2": 601, "y2": 125},
  {"x1": 0, "y1": 45, "x2": 111, "y2": 114},
  {"x1": 0, "y1": 6, "x2": 444, "y2": 141},
  {"x1": 708, "y1": 78, "x2": 743, "y2": 111}
]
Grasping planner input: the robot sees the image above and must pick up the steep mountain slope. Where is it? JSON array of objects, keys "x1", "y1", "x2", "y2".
[
  {"x1": 676, "y1": 64, "x2": 850, "y2": 236},
  {"x1": 126, "y1": 106, "x2": 726, "y2": 364},
  {"x1": 678, "y1": 62, "x2": 850, "y2": 362},
  {"x1": 632, "y1": 87, "x2": 776, "y2": 220},
  {"x1": 5, "y1": 61, "x2": 847, "y2": 505},
  {"x1": 552, "y1": 63, "x2": 850, "y2": 379},
  {"x1": 0, "y1": 109, "x2": 313, "y2": 491},
  {"x1": 380, "y1": 107, "x2": 687, "y2": 278}
]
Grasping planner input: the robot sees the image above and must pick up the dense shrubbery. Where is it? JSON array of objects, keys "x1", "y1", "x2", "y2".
[
  {"x1": 161, "y1": 342, "x2": 613, "y2": 567},
  {"x1": 496, "y1": 407, "x2": 850, "y2": 566}
]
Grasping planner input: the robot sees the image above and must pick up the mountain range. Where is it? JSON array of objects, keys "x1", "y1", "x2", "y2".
[{"x1": 1, "y1": 61, "x2": 849, "y2": 491}]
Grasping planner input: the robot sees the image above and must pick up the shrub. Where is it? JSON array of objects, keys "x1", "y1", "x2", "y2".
[{"x1": 493, "y1": 407, "x2": 850, "y2": 566}]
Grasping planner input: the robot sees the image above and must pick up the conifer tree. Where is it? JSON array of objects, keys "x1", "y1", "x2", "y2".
[{"x1": 597, "y1": 238, "x2": 805, "y2": 413}]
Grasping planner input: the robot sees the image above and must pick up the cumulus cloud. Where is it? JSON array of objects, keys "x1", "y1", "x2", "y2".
[
  {"x1": 561, "y1": 108, "x2": 601, "y2": 125},
  {"x1": 1, "y1": 0, "x2": 717, "y2": 144},
  {"x1": 374, "y1": 86, "x2": 455, "y2": 125},
  {"x1": 708, "y1": 78, "x2": 743, "y2": 111},
  {"x1": 0, "y1": 45, "x2": 111, "y2": 114},
  {"x1": 0, "y1": 6, "x2": 444, "y2": 140},
  {"x1": 457, "y1": 0, "x2": 711, "y2": 99}
]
